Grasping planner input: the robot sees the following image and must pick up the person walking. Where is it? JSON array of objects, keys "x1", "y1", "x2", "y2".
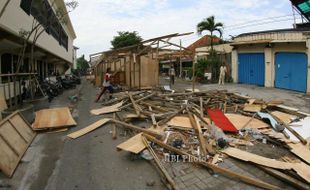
[
  {"x1": 218, "y1": 64, "x2": 227, "y2": 85},
  {"x1": 95, "y1": 68, "x2": 113, "y2": 102},
  {"x1": 169, "y1": 65, "x2": 176, "y2": 86}
]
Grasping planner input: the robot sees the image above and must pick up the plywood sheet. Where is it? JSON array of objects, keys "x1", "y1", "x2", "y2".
[
  {"x1": 223, "y1": 147, "x2": 310, "y2": 183},
  {"x1": 225, "y1": 114, "x2": 270, "y2": 130},
  {"x1": 0, "y1": 112, "x2": 36, "y2": 177},
  {"x1": 90, "y1": 101, "x2": 123, "y2": 115},
  {"x1": 67, "y1": 119, "x2": 110, "y2": 139},
  {"x1": 271, "y1": 111, "x2": 297, "y2": 125},
  {"x1": 117, "y1": 133, "x2": 145, "y2": 154},
  {"x1": 288, "y1": 143, "x2": 310, "y2": 164},
  {"x1": 167, "y1": 116, "x2": 210, "y2": 128},
  {"x1": 243, "y1": 104, "x2": 261, "y2": 113},
  {"x1": 32, "y1": 107, "x2": 76, "y2": 130}
]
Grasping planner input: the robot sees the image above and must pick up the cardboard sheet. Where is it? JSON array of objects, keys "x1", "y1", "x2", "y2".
[{"x1": 32, "y1": 107, "x2": 77, "y2": 130}]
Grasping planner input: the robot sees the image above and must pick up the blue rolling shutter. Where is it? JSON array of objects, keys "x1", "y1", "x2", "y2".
[
  {"x1": 238, "y1": 53, "x2": 265, "y2": 86},
  {"x1": 275, "y1": 52, "x2": 308, "y2": 92}
]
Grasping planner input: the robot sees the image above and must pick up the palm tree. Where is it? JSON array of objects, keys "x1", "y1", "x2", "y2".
[{"x1": 197, "y1": 16, "x2": 223, "y2": 52}]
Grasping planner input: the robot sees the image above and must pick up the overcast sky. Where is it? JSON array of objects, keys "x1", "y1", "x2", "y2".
[{"x1": 69, "y1": 0, "x2": 298, "y2": 59}]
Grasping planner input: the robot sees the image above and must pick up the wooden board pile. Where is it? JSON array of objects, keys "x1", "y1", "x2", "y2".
[{"x1": 67, "y1": 90, "x2": 310, "y2": 190}]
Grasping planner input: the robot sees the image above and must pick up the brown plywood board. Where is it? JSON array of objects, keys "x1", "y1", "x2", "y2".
[
  {"x1": 32, "y1": 107, "x2": 76, "y2": 130},
  {"x1": 117, "y1": 133, "x2": 145, "y2": 154},
  {"x1": 90, "y1": 101, "x2": 123, "y2": 115},
  {"x1": 288, "y1": 143, "x2": 310, "y2": 165},
  {"x1": 0, "y1": 112, "x2": 36, "y2": 177},
  {"x1": 271, "y1": 111, "x2": 297, "y2": 125},
  {"x1": 223, "y1": 147, "x2": 310, "y2": 183},
  {"x1": 67, "y1": 119, "x2": 110, "y2": 139},
  {"x1": 225, "y1": 114, "x2": 270, "y2": 130},
  {"x1": 168, "y1": 116, "x2": 210, "y2": 128},
  {"x1": 243, "y1": 104, "x2": 262, "y2": 112}
]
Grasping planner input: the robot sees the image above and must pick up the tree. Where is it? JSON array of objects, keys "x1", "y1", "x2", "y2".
[
  {"x1": 197, "y1": 16, "x2": 223, "y2": 53},
  {"x1": 111, "y1": 31, "x2": 143, "y2": 49},
  {"x1": 76, "y1": 55, "x2": 89, "y2": 72}
]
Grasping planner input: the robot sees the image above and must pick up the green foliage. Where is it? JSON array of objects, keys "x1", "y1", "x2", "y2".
[
  {"x1": 195, "y1": 58, "x2": 221, "y2": 82},
  {"x1": 111, "y1": 31, "x2": 143, "y2": 49},
  {"x1": 77, "y1": 55, "x2": 89, "y2": 72},
  {"x1": 197, "y1": 16, "x2": 224, "y2": 53}
]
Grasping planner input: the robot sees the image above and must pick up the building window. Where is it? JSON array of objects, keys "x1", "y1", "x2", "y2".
[
  {"x1": 1, "y1": 54, "x2": 12, "y2": 82},
  {"x1": 20, "y1": 0, "x2": 69, "y2": 51},
  {"x1": 20, "y1": 0, "x2": 32, "y2": 15}
]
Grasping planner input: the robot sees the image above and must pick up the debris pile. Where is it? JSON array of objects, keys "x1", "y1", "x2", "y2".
[{"x1": 66, "y1": 89, "x2": 310, "y2": 190}]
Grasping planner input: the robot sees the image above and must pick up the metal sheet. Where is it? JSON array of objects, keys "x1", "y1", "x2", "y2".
[
  {"x1": 238, "y1": 53, "x2": 265, "y2": 86},
  {"x1": 275, "y1": 52, "x2": 307, "y2": 92}
]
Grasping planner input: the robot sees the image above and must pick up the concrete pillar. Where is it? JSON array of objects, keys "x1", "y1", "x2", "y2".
[
  {"x1": 264, "y1": 47, "x2": 273, "y2": 87},
  {"x1": 306, "y1": 39, "x2": 310, "y2": 93},
  {"x1": 231, "y1": 49, "x2": 238, "y2": 83}
]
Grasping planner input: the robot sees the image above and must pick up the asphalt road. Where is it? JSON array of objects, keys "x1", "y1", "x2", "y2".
[{"x1": 1, "y1": 79, "x2": 165, "y2": 190}]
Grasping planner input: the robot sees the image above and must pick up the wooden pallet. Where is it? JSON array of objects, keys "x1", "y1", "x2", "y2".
[{"x1": 0, "y1": 111, "x2": 36, "y2": 177}]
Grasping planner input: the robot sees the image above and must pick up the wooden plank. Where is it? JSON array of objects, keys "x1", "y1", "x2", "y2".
[
  {"x1": 243, "y1": 104, "x2": 262, "y2": 113},
  {"x1": 127, "y1": 93, "x2": 140, "y2": 116},
  {"x1": 167, "y1": 116, "x2": 210, "y2": 128},
  {"x1": 271, "y1": 111, "x2": 297, "y2": 125},
  {"x1": 225, "y1": 114, "x2": 270, "y2": 130},
  {"x1": 0, "y1": 112, "x2": 35, "y2": 177},
  {"x1": 222, "y1": 147, "x2": 310, "y2": 183},
  {"x1": 143, "y1": 133, "x2": 281, "y2": 190},
  {"x1": 91, "y1": 101, "x2": 123, "y2": 115},
  {"x1": 117, "y1": 133, "x2": 145, "y2": 154},
  {"x1": 259, "y1": 166, "x2": 310, "y2": 190},
  {"x1": 188, "y1": 112, "x2": 207, "y2": 157},
  {"x1": 142, "y1": 136, "x2": 179, "y2": 190},
  {"x1": 67, "y1": 119, "x2": 110, "y2": 139},
  {"x1": 287, "y1": 143, "x2": 310, "y2": 165},
  {"x1": 32, "y1": 107, "x2": 77, "y2": 130}
]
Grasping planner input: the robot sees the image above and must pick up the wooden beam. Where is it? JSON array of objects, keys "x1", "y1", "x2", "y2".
[
  {"x1": 110, "y1": 119, "x2": 162, "y2": 138},
  {"x1": 143, "y1": 133, "x2": 282, "y2": 190},
  {"x1": 142, "y1": 137, "x2": 179, "y2": 190}
]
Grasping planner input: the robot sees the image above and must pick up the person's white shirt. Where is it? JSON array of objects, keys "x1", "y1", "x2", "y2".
[
  {"x1": 103, "y1": 73, "x2": 111, "y2": 87},
  {"x1": 169, "y1": 68, "x2": 175, "y2": 76},
  {"x1": 220, "y1": 66, "x2": 227, "y2": 76}
]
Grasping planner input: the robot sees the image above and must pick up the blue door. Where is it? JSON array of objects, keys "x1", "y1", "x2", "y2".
[
  {"x1": 238, "y1": 53, "x2": 265, "y2": 86},
  {"x1": 275, "y1": 52, "x2": 307, "y2": 92}
]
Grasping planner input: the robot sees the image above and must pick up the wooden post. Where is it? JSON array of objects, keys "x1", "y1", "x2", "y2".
[
  {"x1": 199, "y1": 97, "x2": 204, "y2": 118},
  {"x1": 156, "y1": 41, "x2": 160, "y2": 87}
]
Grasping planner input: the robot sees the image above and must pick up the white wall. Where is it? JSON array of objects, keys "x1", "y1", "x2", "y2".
[{"x1": 0, "y1": 0, "x2": 75, "y2": 63}]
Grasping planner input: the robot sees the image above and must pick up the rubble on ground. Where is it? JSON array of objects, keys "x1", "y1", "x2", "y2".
[{"x1": 66, "y1": 88, "x2": 310, "y2": 190}]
